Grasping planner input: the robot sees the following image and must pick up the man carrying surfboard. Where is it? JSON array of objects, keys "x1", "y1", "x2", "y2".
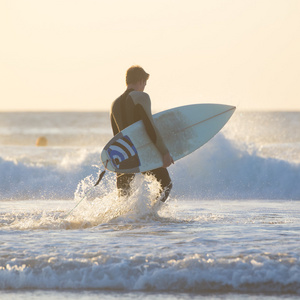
[{"x1": 110, "y1": 65, "x2": 174, "y2": 203}]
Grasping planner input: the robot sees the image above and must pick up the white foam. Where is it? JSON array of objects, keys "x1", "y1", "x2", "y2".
[
  {"x1": 0, "y1": 252, "x2": 299, "y2": 293},
  {"x1": 1, "y1": 133, "x2": 300, "y2": 200},
  {"x1": 1, "y1": 174, "x2": 173, "y2": 231},
  {"x1": 170, "y1": 134, "x2": 300, "y2": 200}
]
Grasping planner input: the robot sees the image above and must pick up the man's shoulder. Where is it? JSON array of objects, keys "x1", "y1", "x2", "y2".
[
  {"x1": 129, "y1": 91, "x2": 149, "y2": 97},
  {"x1": 112, "y1": 89, "x2": 137, "y2": 106},
  {"x1": 129, "y1": 91, "x2": 150, "y2": 104}
]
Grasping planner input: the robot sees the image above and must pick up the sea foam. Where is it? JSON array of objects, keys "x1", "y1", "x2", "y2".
[{"x1": 0, "y1": 133, "x2": 299, "y2": 200}]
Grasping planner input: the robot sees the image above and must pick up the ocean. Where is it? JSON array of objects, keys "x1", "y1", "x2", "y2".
[{"x1": 0, "y1": 110, "x2": 299, "y2": 299}]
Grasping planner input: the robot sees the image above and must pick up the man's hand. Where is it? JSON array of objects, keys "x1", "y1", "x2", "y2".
[{"x1": 162, "y1": 152, "x2": 174, "y2": 168}]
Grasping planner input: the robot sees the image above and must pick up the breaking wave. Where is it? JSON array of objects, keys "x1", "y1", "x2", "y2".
[{"x1": 1, "y1": 134, "x2": 299, "y2": 200}]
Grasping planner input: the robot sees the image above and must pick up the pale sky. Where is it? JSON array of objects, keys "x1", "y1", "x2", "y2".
[{"x1": 1, "y1": 0, "x2": 299, "y2": 112}]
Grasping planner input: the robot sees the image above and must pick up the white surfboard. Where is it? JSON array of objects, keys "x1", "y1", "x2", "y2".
[{"x1": 101, "y1": 104, "x2": 235, "y2": 173}]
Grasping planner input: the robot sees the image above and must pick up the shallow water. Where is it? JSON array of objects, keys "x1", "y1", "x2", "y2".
[{"x1": 1, "y1": 197, "x2": 299, "y2": 296}]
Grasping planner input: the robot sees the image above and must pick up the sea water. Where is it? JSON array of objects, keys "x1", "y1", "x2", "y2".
[{"x1": 0, "y1": 111, "x2": 299, "y2": 299}]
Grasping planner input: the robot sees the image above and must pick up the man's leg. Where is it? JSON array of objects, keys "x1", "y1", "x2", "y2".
[
  {"x1": 146, "y1": 167, "x2": 172, "y2": 202},
  {"x1": 116, "y1": 173, "x2": 135, "y2": 197}
]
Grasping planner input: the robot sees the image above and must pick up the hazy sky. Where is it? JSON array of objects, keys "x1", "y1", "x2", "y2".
[{"x1": 1, "y1": 0, "x2": 299, "y2": 112}]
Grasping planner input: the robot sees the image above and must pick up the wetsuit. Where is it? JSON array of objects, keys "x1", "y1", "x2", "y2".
[{"x1": 110, "y1": 89, "x2": 172, "y2": 202}]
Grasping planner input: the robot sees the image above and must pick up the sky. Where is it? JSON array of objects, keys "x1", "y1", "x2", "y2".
[{"x1": 1, "y1": 0, "x2": 300, "y2": 112}]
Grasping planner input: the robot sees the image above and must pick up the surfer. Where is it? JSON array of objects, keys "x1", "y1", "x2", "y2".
[{"x1": 110, "y1": 65, "x2": 174, "y2": 202}]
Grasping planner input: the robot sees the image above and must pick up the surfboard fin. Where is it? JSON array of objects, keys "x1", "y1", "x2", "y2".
[{"x1": 94, "y1": 170, "x2": 106, "y2": 186}]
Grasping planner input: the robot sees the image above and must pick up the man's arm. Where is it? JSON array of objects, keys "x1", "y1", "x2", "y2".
[
  {"x1": 162, "y1": 152, "x2": 174, "y2": 168},
  {"x1": 129, "y1": 91, "x2": 174, "y2": 168}
]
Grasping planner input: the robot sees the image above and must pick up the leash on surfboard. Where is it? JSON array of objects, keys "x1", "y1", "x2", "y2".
[
  {"x1": 64, "y1": 160, "x2": 109, "y2": 218},
  {"x1": 64, "y1": 188, "x2": 94, "y2": 219},
  {"x1": 94, "y1": 159, "x2": 108, "y2": 186}
]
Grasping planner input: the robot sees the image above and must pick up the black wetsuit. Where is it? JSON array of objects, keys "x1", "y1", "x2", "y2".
[{"x1": 110, "y1": 89, "x2": 172, "y2": 202}]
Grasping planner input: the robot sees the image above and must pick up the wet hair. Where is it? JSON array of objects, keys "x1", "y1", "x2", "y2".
[{"x1": 126, "y1": 65, "x2": 150, "y2": 85}]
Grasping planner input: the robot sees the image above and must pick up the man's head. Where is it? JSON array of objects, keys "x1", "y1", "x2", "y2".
[{"x1": 126, "y1": 66, "x2": 149, "y2": 92}]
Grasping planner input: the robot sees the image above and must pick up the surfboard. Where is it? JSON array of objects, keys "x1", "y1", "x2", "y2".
[{"x1": 101, "y1": 103, "x2": 236, "y2": 173}]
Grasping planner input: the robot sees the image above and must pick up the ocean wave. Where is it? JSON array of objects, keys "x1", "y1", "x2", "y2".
[
  {"x1": 0, "y1": 150, "x2": 100, "y2": 200},
  {"x1": 0, "y1": 134, "x2": 299, "y2": 200},
  {"x1": 171, "y1": 134, "x2": 300, "y2": 200},
  {"x1": 0, "y1": 252, "x2": 299, "y2": 294}
]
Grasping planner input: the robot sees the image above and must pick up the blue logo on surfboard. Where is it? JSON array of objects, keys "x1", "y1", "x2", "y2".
[{"x1": 107, "y1": 135, "x2": 140, "y2": 170}]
